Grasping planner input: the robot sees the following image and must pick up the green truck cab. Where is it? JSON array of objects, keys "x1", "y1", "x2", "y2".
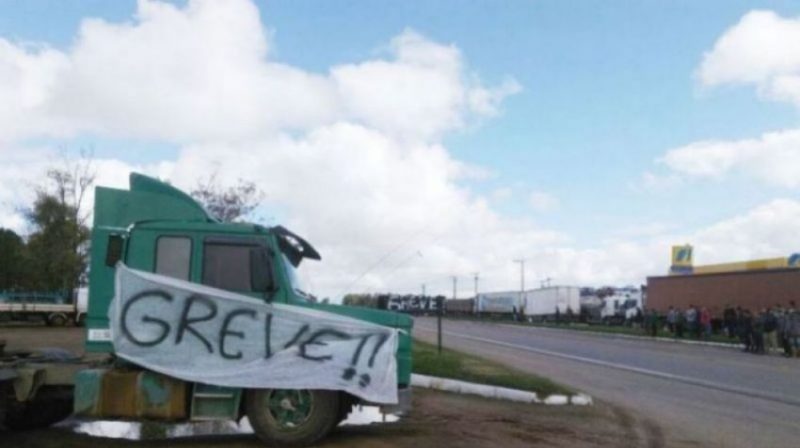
[{"x1": 2, "y1": 173, "x2": 413, "y2": 446}]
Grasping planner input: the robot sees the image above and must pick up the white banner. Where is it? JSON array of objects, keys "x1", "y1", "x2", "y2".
[{"x1": 108, "y1": 264, "x2": 398, "y2": 404}]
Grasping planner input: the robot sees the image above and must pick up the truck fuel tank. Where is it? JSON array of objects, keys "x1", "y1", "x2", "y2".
[{"x1": 74, "y1": 368, "x2": 187, "y2": 420}]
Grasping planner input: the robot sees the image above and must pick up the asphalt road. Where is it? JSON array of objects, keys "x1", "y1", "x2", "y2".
[{"x1": 414, "y1": 318, "x2": 800, "y2": 448}]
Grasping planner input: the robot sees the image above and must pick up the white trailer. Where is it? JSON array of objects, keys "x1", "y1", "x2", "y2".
[
  {"x1": 522, "y1": 286, "x2": 581, "y2": 318},
  {"x1": 0, "y1": 287, "x2": 87, "y2": 326}
]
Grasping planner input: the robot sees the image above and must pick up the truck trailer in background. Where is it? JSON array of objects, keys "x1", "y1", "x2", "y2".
[
  {"x1": 476, "y1": 291, "x2": 519, "y2": 314},
  {"x1": 523, "y1": 286, "x2": 581, "y2": 319},
  {"x1": 647, "y1": 268, "x2": 800, "y2": 318},
  {"x1": 0, "y1": 288, "x2": 87, "y2": 326}
]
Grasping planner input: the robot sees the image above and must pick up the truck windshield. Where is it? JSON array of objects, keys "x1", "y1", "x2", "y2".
[{"x1": 281, "y1": 252, "x2": 310, "y2": 300}]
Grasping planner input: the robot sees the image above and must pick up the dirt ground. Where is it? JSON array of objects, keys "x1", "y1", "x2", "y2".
[{"x1": 1, "y1": 325, "x2": 655, "y2": 448}]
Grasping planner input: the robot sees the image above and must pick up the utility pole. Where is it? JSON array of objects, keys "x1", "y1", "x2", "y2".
[
  {"x1": 473, "y1": 272, "x2": 480, "y2": 319},
  {"x1": 513, "y1": 259, "x2": 526, "y2": 321},
  {"x1": 421, "y1": 283, "x2": 426, "y2": 297},
  {"x1": 439, "y1": 277, "x2": 455, "y2": 355}
]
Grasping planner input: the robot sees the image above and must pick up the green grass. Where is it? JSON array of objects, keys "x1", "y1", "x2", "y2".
[
  {"x1": 449, "y1": 315, "x2": 739, "y2": 345},
  {"x1": 411, "y1": 339, "x2": 572, "y2": 396},
  {"x1": 521, "y1": 320, "x2": 738, "y2": 344}
]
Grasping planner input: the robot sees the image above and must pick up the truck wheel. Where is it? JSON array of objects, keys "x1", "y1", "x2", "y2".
[
  {"x1": 3, "y1": 387, "x2": 72, "y2": 431},
  {"x1": 246, "y1": 389, "x2": 340, "y2": 447},
  {"x1": 47, "y1": 314, "x2": 67, "y2": 327},
  {"x1": 0, "y1": 382, "x2": 8, "y2": 430}
]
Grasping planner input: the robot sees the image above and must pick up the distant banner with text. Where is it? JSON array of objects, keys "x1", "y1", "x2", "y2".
[{"x1": 108, "y1": 264, "x2": 398, "y2": 404}]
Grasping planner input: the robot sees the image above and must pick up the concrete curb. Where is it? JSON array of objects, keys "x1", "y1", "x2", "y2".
[{"x1": 410, "y1": 373, "x2": 592, "y2": 406}]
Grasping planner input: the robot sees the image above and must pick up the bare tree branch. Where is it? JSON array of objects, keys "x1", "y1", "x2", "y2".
[{"x1": 190, "y1": 172, "x2": 263, "y2": 223}]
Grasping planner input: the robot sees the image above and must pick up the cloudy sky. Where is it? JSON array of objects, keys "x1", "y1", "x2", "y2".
[{"x1": 2, "y1": 0, "x2": 800, "y2": 299}]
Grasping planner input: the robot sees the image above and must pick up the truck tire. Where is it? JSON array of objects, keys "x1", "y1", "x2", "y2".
[
  {"x1": 3, "y1": 399, "x2": 72, "y2": 431},
  {"x1": 47, "y1": 313, "x2": 67, "y2": 327},
  {"x1": 0, "y1": 382, "x2": 8, "y2": 430},
  {"x1": 246, "y1": 389, "x2": 340, "y2": 447}
]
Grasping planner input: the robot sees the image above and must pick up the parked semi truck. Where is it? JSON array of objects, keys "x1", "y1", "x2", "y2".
[
  {"x1": 0, "y1": 173, "x2": 413, "y2": 446},
  {"x1": 0, "y1": 289, "x2": 87, "y2": 326},
  {"x1": 599, "y1": 288, "x2": 643, "y2": 325}
]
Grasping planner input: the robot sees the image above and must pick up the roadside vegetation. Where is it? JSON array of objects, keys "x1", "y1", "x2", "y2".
[
  {"x1": 514, "y1": 320, "x2": 736, "y2": 345},
  {"x1": 412, "y1": 339, "x2": 572, "y2": 396},
  {"x1": 447, "y1": 315, "x2": 738, "y2": 345}
]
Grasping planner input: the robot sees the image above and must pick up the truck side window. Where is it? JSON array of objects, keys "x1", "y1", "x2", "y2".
[
  {"x1": 202, "y1": 243, "x2": 253, "y2": 291},
  {"x1": 155, "y1": 236, "x2": 192, "y2": 280}
]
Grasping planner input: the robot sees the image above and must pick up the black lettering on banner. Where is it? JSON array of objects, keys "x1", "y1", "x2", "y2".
[
  {"x1": 340, "y1": 331, "x2": 391, "y2": 387},
  {"x1": 283, "y1": 323, "x2": 309, "y2": 349},
  {"x1": 120, "y1": 289, "x2": 173, "y2": 347},
  {"x1": 342, "y1": 333, "x2": 374, "y2": 383},
  {"x1": 367, "y1": 333, "x2": 389, "y2": 367},
  {"x1": 175, "y1": 294, "x2": 218, "y2": 353},
  {"x1": 264, "y1": 313, "x2": 273, "y2": 359},
  {"x1": 298, "y1": 329, "x2": 351, "y2": 362},
  {"x1": 349, "y1": 333, "x2": 371, "y2": 366},
  {"x1": 219, "y1": 308, "x2": 257, "y2": 360}
]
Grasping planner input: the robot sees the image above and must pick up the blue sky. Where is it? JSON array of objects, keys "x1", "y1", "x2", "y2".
[{"x1": 2, "y1": 0, "x2": 800, "y2": 295}]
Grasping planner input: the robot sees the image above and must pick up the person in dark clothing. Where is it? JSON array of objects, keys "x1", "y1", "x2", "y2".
[
  {"x1": 646, "y1": 308, "x2": 659, "y2": 337},
  {"x1": 763, "y1": 307, "x2": 778, "y2": 353},
  {"x1": 723, "y1": 305, "x2": 737, "y2": 339},
  {"x1": 674, "y1": 307, "x2": 685, "y2": 338},
  {"x1": 738, "y1": 309, "x2": 754, "y2": 352},
  {"x1": 753, "y1": 309, "x2": 766, "y2": 354},
  {"x1": 776, "y1": 304, "x2": 792, "y2": 357}
]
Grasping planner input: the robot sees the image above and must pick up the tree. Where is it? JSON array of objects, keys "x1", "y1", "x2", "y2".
[
  {"x1": 190, "y1": 172, "x2": 262, "y2": 223},
  {"x1": 0, "y1": 228, "x2": 29, "y2": 290},
  {"x1": 24, "y1": 156, "x2": 95, "y2": 291}
]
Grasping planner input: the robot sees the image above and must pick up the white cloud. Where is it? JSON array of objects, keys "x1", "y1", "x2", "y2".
[
  {"x1": 0, "y1": 0, "x2": 533, "y2": 299},
  {"x1": 691, "y1": 198, "x2": 800, "y2": 263},
  {"x1": 331, "y1": 30, "x2": 519, "y2": 142},
  {"x1": 0, "y1": 40, "x2": 69, "y2": 143},
  {"x1": 647, "y1": 11, "x2": 800, "y2": 189},
  {"x1": 698, "y1": 10, "x2": 800, "y2": 106},
  {"x1": 0, "y1": 146, "x2": 174, "y2": 234},
  {"x1": 655, "y1": 128, "x2": 800, "y2": 188},
  {"x1": 490, "y1": 187, "x2": 513, "y2": 202},
  {"x1": 2, "y1": 0, "x2": 798, "y2": 300},
  {"x1": 0, "y1": 1, "x2": 519, "y2": 145},
  {"x1": 528, "y1": 191, "x2": 558, "y2": 212}
]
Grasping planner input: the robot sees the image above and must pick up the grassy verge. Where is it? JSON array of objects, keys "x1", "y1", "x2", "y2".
[
  {"x1": 517, "y1": 320, "x2": 737, "y2": 344},
  {"x1": 412, "y1": 339, "x2": 572, "y2": 396},
  {"x1": 449, "y1": 315, "x2": 738, "y2": 345}
]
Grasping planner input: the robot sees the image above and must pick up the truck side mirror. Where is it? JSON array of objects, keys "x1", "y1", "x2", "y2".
[
  {"x1": 250, "y1": 247, "x2": 274, "y2": 293},
  {"x1": 105, "y1": 234, "x2": 124, "y2": 267}
]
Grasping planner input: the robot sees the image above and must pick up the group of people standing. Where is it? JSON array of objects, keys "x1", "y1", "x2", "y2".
[
  {"x1": 721, "y1": 302, "x2": 800, "y2": 356},
  {"x1": 663, "y1": 305, "x2": 713, "y2": 339},
  {"x1": 658, "y1": 302, "x2": 800, "y2": 357}
]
